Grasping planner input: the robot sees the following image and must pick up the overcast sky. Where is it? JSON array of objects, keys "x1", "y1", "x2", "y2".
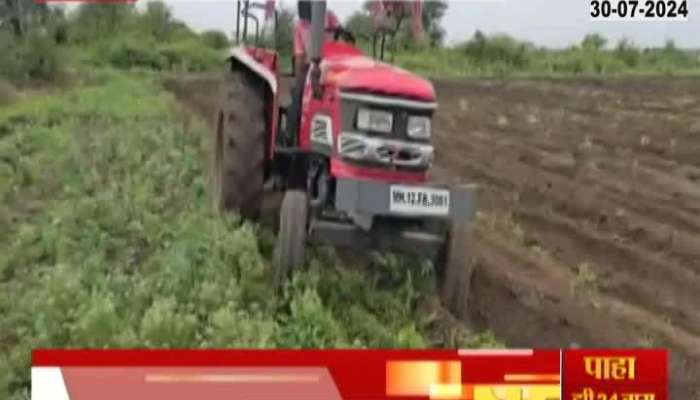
[{"x1": 162, "y1": 0, "x2": 700, "y2": 48}]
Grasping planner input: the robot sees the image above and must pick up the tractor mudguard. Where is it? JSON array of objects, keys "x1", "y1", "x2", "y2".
[
  {"x1": 227, "y1": 47, "x2": 280, "y2": 160},
  {"x1": 228, "y1": 47, "x2": 278, "y2": 94}
]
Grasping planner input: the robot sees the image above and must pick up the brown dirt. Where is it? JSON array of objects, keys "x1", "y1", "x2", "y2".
[
  {"x1": 432, "y1": 77, "x2": 700, "y2": 397},
  {"x1": 0, "y1": 80, "x2": 18, "y2": 106},
  {"x1": 162, "y1": 74, "x2": 700, "y2": 397}
]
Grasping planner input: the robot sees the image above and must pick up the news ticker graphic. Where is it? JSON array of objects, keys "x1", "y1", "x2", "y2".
[{"x1": 32, "y1": 349, "x2": 667, "y2": 400}]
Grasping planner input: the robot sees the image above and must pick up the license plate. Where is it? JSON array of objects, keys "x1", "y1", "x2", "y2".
[{"x1": 389, "y1": 185, "x2": 450, "y2": 216}]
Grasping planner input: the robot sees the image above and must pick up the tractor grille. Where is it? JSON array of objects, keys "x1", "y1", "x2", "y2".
[
  {"x1": 338, "y1": 133, "x2": 433, "y2": 169},
  {"x1": 339, "y1": 134, "x2": 367, "y2": 159},
  {"x1": 340, "y1": 94, "x2": 434, "y2": 142}
]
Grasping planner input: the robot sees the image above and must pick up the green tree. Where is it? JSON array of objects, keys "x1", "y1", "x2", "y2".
[
  {"x1": 352, "y1": 1, "x2": 447, "y2": 50},
  {"x1": 200, "y1": 30, "x2": 229, "y2": 50},
  {"x1": 614, "y1": 38, "x2": 639, "y2": 67},
  {"x1": 581, "y1": 33, "x2": 607, "y2": 51},
  {"x1": 460, "y1": 30, "x2": 531, "y2": 68},
  {"x1": 259, "y1": 6, "x2": 293, "y2": 59},
  {"x1": 274, "y1": 7, "x2": 294, "y2": 57},
  {"x1": 143, "y1": 0, "x2": 172, "y2": 40},
  {"x1": 421, "y1": 0, "x2": 447, "y2": 47},
  {"x1": 47, "y1": 6, "x2": 68, "y2": 44},
  {"x1": 345, "y1": 11, "x2": 373, "y2": 41},
  {"x1": 70, "y1": 3, "x2": 134, "y2": 43},
  {"x1": 1, "y1": 0, "x2": 48, "y2": 38}
]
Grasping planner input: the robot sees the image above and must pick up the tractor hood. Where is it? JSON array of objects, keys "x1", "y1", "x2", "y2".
[{"x1": 321, "y1": 44, "x2": 436, "y2": 102}]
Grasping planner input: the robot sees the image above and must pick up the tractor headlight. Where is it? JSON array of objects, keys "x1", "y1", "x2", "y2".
[
  {"x1": 407, "y1": 116, "x2": 431, "y2": 139},
  {"x1": 357, "y1": 108, "x2": 393, "y2": 134}
]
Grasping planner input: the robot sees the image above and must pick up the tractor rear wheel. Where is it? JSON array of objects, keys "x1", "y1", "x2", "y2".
[
  {"x1": 273, "y1": 191, "x2": 308, "y2": 289},
  {"x1": 438, "y1": 221, "x2": 476, "y2": 320},
  {"x1": 211, "y1": 69, "x2": 265, "y2": 218}
]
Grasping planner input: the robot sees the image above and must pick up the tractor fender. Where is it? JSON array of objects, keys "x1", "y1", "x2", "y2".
[
  {"x1": 227, "y1": 47, "x2": 278, "y2": 94},
  {"x1": 226, "y1": 47, "x2": 280, "y2": 163}
]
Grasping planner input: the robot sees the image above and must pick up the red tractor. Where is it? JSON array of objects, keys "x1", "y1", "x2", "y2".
[{"x1": 212, "y1": 0, "x2": 477, "y2": 302}]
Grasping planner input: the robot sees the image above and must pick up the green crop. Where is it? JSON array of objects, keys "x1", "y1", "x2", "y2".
[{"x1": 0, "y1": 70, "x2": 497, "y2": 399}]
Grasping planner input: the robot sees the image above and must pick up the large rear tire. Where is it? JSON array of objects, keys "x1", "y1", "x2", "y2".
[
  {"x1": 273, "y1": 191, "x2": 308, "y2": 289},
  {"x1": 211, "y1": 69, "x2": 265, "y2": 218},
  {"x1": 438, "y1": 221, "x2": 476, "y2": 320}
]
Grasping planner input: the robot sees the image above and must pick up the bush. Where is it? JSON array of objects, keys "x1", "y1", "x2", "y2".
[
  {"x1": 167, "y1": 21, "x2": 200, "y2": 42},
  {"x1": 22, "y1": 34, "x2": 64, "y2": 81},
  {"x1": 142, "y1": 1, "x2": 173, "y2": 40},
  {"x1": 0, "y1": 33, "x2": 64, "y2": 83},
  {"x1": 158, "y1": 39, "x2": 220, "y2": 72},
  {"x1": 102, "y1": 36, "x2": 221, "y2": 72},
  {"x1": 0, "y1": 34, "x2": 24, "y2": 81},
  {"x1": 69, "y1": 3, "x2": 135, "y2": 44},
  {"x1": 615, "y1": 38, "x2": 640, "y2": 67},
  {"x1": 395, "y1": 48, "x2": 474, "y2": 76},
  {"x1": 396, "y1": 31, "x2": 700, "y2": 78},
  {"x1": 460, "y1": 32, "x2": 531, "y2": 69},
  {"x1": 537, "y1": 48, "x2": 626, "y2": 75},
  {"x1": 200, "y1": 30, "x2": 229, "y2": 50},
  {"x1": 106, "y1": 38, "x2": 166, "y2": 70}
]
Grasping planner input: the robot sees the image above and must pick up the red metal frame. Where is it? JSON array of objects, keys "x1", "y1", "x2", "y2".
[
  {"x1": 320, "y1": 41, "x2": 435, "y2": 101},
  {"x1": 299, "y1": 41, "x2": 434, "y2": 183},
  {"x1": 244, "y1": 47, "x2": 281, "y2": 160},
  {"x1": 241, "y1": 39, "x2": 436, "y2": 184}
]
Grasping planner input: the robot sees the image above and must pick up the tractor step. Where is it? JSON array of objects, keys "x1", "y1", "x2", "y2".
[{"x1": 308, "y1": 219, "x2": 444, "y2": 258}]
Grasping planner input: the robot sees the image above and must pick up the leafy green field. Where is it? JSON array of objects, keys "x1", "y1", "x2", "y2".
[
  {"x1": 0, "y1": 70, "x2": 496, "y2": 399},
  {"x1": 394, "y1": 33, "x2": 700, "y2": 78}
]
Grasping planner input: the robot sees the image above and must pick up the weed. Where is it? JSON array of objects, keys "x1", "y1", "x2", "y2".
[
  {"x1": 636, "y1": 334, "x2": 655, "y2": 348},
  {"x1": 572, "y1": 262, "x2": 599, "y2": 297},
  {"x1": 479, "y1": 211, "x2": 526, "y2": 245}
]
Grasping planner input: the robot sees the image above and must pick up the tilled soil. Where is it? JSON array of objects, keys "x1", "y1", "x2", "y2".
[
  {"x1": 163, "y1": 74, "x2": 700, "y2": 396},
  {"x1": 432, "y1": 78, "x2": 700, "y2": 396}
]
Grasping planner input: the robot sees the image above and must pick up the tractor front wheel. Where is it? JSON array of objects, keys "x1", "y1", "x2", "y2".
[
  {"x1": 438, "y1": 221, "x2": 476, "y2": 320},
  {"x1": 273, "y1": 191, "x2": 309, "y2": 289},
  {"x1": 211, "y1": 69, "x2": 265, "y2": 219}
]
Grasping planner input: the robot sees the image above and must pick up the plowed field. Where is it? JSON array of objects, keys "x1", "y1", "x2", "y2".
[{"x1": 164, "y1": 75, "x2": 700, "y2": 396}]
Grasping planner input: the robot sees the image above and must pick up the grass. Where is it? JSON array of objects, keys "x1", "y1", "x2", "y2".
[
  {"x1": 479, "y1": 211, "x2": 526, "y2": 246},
  {"x1": 572, "y1": 262, "x2": 600, "y2": 297},
  {"x1": 393, "y1": 35, "x2": 700, "y2": 79},
  {"x1": 0, "y1": 69, "x2": 498, "y2": 399},
  {"x1": 478, "y1": 211, "x2": 606, "y2": 302},
  {"x1": 396, "y1": 49, "x2": 700, "y2": 79}
]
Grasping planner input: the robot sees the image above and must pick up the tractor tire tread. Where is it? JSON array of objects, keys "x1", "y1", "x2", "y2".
[
  {"x1": 440, "y1": 221, "x2": 476, "y2": 320},
  {"x1": 213, "y1": 69, "x2": 266, "y2": 218},
  {"x1": 273, "y1": 191, "x2": 308, "y2": 289}
]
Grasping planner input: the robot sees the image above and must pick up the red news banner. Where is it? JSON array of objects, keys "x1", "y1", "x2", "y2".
[
  {"x1": 32, "y1": 349, "x2": 667, "y2": 400},
  {"x1": 564, "y1": 350, "x2": 668, "y2": 400}
]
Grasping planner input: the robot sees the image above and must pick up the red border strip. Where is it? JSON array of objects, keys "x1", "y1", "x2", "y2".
[{"x1": 34, "y1": 349, "x2": 470, "y2": 367}]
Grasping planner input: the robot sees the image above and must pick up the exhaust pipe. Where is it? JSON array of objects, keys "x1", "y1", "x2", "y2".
[
  {"x1": 309, "y1": 0, "x2": 326, "y2": 98},
  {"x1": 309, "y1": 1, "x2": 326, "y2": 62}
]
